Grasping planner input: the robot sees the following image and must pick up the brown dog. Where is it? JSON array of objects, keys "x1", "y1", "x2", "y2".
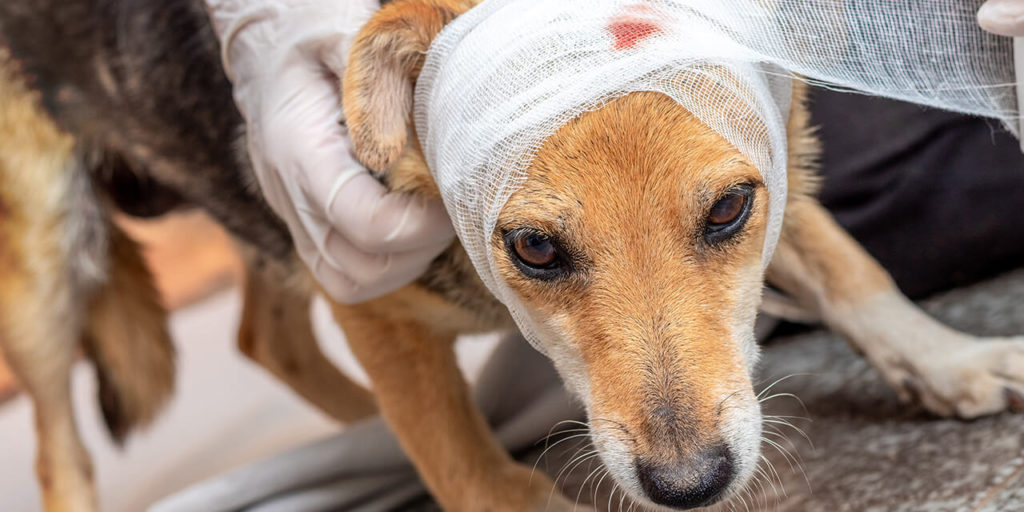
[{"x1": 2, "y1": 0, "x2": 1024, "y2": 511}]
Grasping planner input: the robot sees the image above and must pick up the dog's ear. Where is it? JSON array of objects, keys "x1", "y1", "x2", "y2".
[{"x1": 343, "y1": 0, "x2": 472, "y2": 172}]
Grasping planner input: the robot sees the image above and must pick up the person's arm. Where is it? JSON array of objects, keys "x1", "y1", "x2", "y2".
[
  {"x1": 979, "y1": 0, "x2": 1024, "y2": 36},
  {"x1": 203, "y1": 0, "x2": 454, "y2": 303}
]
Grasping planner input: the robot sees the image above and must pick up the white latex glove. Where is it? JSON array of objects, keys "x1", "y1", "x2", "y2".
[
  {"x1": 979, "y1": 0, "x2": 1024, "y2": 36},
  {"x1": 205, "y1": 0, "x2": 455, "y2": 303}
]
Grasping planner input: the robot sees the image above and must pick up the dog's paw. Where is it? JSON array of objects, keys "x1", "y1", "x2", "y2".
[{"x1": 890, "y1": 336, "x2": 1024, "y2": 418}]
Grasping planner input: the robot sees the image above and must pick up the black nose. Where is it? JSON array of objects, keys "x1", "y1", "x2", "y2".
[{"x1": 635, "y1": 444, "x2": 735, "y2": 509}]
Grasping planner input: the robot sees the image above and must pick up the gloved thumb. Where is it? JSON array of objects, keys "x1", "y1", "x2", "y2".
[{"x1": 979, "y1": 0, "x2": 1024, "y2": 36}]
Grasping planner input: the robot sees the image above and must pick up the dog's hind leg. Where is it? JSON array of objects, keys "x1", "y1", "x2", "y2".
[
  {"x1": 768, "y1": 198, "x2": 1024, "y2": 419},
  {"x1": 236, "y1": 250, "x2": 377, "y2": 423},
  {"x1": 0, "y1": 52, "x2": 99, "y2": 511}
]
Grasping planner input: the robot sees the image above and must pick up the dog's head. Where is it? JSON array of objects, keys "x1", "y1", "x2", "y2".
[{"x1": 345, "y1": 1, "x2": 766, "y2": 508}]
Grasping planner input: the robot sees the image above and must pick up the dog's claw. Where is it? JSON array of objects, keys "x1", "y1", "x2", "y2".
[
  {"x1": 898, "y1": 377, "x2": 918, "y2": 405},
  {"x1": 1005, "y1": 388, "x2": 1024, "y2": 413}
]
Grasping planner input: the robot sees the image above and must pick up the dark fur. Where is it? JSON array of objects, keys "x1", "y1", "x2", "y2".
[
  {"x1": 0, "y1": 0, "x2": 290, "y2": 256},
  {"x1": 0, "y1": 0, "x2": 483, "y2": 308}
]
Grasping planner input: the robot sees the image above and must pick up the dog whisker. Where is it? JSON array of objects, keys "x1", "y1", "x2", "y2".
[
  {"x1": 590, "y1": 466, "x2": 611, "y2": 507},
  {"x1": 758, "y1": 452, "x2": 786, "y2": 498},
  {"x1": 607, "y1": 482, "x2": 617, "y2": 512},
  {"x1": 754, "y1": 373, "x2": 813, "y2": 399},
  {"x1": 761, "y1": 434, "x2": 812, "y2": 492},
  {"x1": 539, "y1": 427, "x2": 591, "y2": 444},
  {"x1": 757, "y1": 391, "x2": 810, "y2": 418},
  {"x1": 530, "y1": 431, "x2": 594, "y2": 482},
  {"x1": 615, "y1": 480, "x2": 632, "y2": 512},
  {"x1": 753, "y1": 469, "x2": 773, "y2": 511},
  {"x1": 762, "y1": 416, "x2": 814, "y2": 449},
  {"x1": 736, "y1": 484, "x2": 749, "y2": 512},
  {"x1": 548, "y1": 419, "x2": 591, "y2": 432},
  {"x1": 763, "y1": 428, "x2": 806, "y2": 467},
  {"x1": 604, "y1": 478, "x2": 615, "y2": 512},
  {"x1": 589, "y1": 417, "x2": 628, "y2": 428},
  {"x1": 537, "y1": 420, "x2": 592, "y2": 448},
  {"x1": 547, "y1": 445, "x2": 592, "y2": 508},
  {"x1": 574, "y1": 462, "x2": 604, "y2": 508},
  {"x1": 715, "y1": 389, "x2": 747, "y2": 418},
  {"x1": 579, "y1": 455, "x2": 602, "y2": 498},
  {"x1": 552, "y1": 448, "x2": 599, "y2": 491},
  {"x1": 548, "y1": 450, "x2": 600, "y2": 510},
  {"x1": 755, "y1": 460, "x2": 782, "y2": 500},
  {"x1": 748, "y1": 466, "x2": 769, "y2": 504},
  {"x1": 761, "y1": 437, "x2": 798, "y2": 470},
  {"x1": 760, "y1": 462, "x2": 787, "y2": 510},
  {"x1": 734, "y1": 485, "x2": 751, "y2": 512}
]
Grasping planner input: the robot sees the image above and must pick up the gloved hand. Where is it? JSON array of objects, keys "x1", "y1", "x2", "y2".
[
  {"x1": 979, "y1": 0, "x2": 1024, "y2": 36},
  {"x1": 204, "y1": 0, "x2": 455, "y2": 303}
]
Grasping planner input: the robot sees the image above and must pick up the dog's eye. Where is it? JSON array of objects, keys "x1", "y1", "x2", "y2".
[
  {"x1": 704, "y1": 185, "x2": 754, "y2": 243},
  {"x1": 513, "y1": 233, "x2": 557, "y2": 267},
  {"x1": 709, "y1": 193, "x2": 745, "y2": 225},
  {"x1": 504, "y1": 229, "x2": 568, "y2": 280}
]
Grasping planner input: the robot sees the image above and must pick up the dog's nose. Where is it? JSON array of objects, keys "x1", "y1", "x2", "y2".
[{"x1": 635, "y1": 444, "x2": 735, "y2": 509}]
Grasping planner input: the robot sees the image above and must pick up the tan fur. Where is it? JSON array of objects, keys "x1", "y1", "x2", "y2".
[
  {"x1": 0, "y1": 48, "x2": 101, "y2": 512},
  {"x1": 769, "y1": 199, "x2": 894, "y2": 308},
  {"x1": 343, "y1": 0, "x2": 477, "y2": 172},
  {"x1": 497, "y1": 92, "x2": 767, "y2": 463},
  {"x1": 329, "y1": 292, "x2": 573, "y2": 511}
]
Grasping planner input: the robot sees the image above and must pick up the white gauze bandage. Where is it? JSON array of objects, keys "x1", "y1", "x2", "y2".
[{"x1": 414, "y1": 0, "x2": 1018, "y2": 353}]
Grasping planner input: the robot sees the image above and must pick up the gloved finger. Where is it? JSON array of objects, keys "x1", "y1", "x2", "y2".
[
  {"x1": 287, "y1": 216, "x2": 368, "y2": 303},
  {"x1": 312, "y1": 233, "x2": 450, "y2": 304},
  {"x1": 979, "y1": 0, "x2": 1024, "y2": 36},
  {"x1": 260, "y1": 61, "x2": 454, "y2": 256},
  {"x1": 321, "y1": 226, "x2": 451, "y2": 289},
  {"x1": 313, "y1": 0, "x2": 381, "y2": 74},
  {"x1": 307, "y1": 253, "x2": 364, "y2": 304},
  {"x1": 321, "y1": 171, "x2": 456, "y2": 254}
]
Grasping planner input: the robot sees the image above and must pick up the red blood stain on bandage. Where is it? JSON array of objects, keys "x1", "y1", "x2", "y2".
[{"x1": 608, "y1": 6, "x2": 662, "y2": 50}]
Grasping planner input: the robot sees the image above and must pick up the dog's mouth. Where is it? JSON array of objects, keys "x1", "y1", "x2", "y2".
[{"x1": 585, "y1": 402, "x2": 762, "y2": 511}]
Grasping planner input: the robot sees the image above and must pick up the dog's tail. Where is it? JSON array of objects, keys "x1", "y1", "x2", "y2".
[
  {"x1": 82, "y1": 226, "x2": 176, "y2": 445},
  {"x1": 0, "y1": 46, "x2": 176, "y2": 444}
]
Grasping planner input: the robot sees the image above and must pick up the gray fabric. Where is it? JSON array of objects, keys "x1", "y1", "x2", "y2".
[{"x1": 149, "y1": 334, "x2": 584, "y2": 512}]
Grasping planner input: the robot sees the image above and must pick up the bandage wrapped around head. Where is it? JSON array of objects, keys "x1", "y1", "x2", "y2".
[{"x1": 414, "y1": 0, "x2": 1018, "y2": 352}]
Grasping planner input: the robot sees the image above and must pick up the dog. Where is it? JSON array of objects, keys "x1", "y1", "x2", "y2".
[{"x1": 2, "y1": 0, "x2": 1024, "y2": 510}]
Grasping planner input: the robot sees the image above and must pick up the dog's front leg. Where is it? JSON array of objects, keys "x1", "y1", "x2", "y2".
[
  {"x1": 767, "y1": 199, "x2": 1024, "y2": 418},
  {"x1": 329, "y1": 293, "x2": 577, "y2": 511}
]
